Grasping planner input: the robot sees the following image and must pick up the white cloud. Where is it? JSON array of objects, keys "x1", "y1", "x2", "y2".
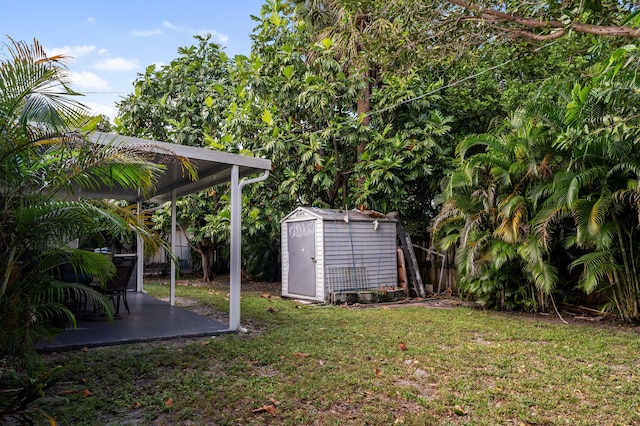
[
  {"x1": 198, "y1": 29, "x2": 229, "y2": 44},
  {"x1": 46, "y1": 44, "x2": 97, "y2": 58},
  {"x1": 93, "y1": 57, "x2": 139, "y2": 72},
  {"x1": 68, "y1": 71, "x2": 110, "y2": 90},
  {"x1": 87, "y1": 16, "x2": 95, "y2": 24},
  {"x1": 163, "y1": 20, "x2": 178, "y2": 30},
  {"x1": 82, "y1": 101, "x2": 118, "y2": 121},
  {"x1": 132, "y1": 28, "x2": 162, "y2": 37}
]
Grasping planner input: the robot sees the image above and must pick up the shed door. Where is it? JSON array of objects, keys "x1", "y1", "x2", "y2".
[{"x1": 287, "y1": 220, "x2": 316, "y2": 297}]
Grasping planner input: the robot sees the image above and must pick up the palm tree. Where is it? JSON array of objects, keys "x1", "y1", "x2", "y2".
[
  {"x1": 434, "y1": 44, "x2": 640, "y2": 321},
  {"x1": 0, "y1": 37, "x2": 166, "y2": 376},
  {"x1": 530, "y1": 53, "x2": 640, "y2": 321},
  {"x1": 433, "y1": 109, "x2": 561, "y2": 310}
]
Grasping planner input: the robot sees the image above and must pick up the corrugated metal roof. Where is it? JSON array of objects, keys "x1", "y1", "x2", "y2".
[{"x1": 78, "y1": 132, "x2": 272, "y2": 203}]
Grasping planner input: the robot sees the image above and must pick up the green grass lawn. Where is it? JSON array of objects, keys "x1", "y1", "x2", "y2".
[{"x1": 43, "y1": 278, "x2": 640, "y2": 425}]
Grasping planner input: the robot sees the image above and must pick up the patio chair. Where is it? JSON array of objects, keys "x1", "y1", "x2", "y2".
[
  {"x1": 103, "y1": 256, "x2": 137, "y2": 314},
  {"x1": 58, "y1": 262, "x2": 93, "y2": 314}
]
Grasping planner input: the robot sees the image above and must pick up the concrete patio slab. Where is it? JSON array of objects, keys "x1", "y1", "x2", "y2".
[{"x1": 36, "y1": 292, "x2": 231, "y2": 352}]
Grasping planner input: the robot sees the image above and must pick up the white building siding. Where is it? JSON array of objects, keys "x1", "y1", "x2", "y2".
[
  {"x1": 315, "y1": 218, "x2": 325, "y2": 300},
  {"x1": 281, "y1": 220, "x2": 290, "y2": 297},
  {"x1": 282, "y1": 207, "x2": 398, "y2": 302},
  {"x1": 322, "y1": 220, "x2": 397, "y2": 298}
]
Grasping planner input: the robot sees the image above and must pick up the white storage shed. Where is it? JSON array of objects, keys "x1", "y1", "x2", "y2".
[{"x1": 281, "y1": 207, "x2": 398, "y2": 302}]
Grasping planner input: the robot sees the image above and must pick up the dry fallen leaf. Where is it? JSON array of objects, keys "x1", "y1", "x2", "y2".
[
  {"x1": 252, "y1": 404, "x2": 277, "y2": 415},
  {"x1": 133, "y1": 402, "x2": 141, "y2": 409},
  {"x1": 261, "y1": 293, "x2": 272, "y2": 299},
  {"x1": 165, "y1": 398, "x2": 174, "y2": 407},
  {"x1": 399, "y1": 342, "x2": 408, "y2": 351},
  {"x1": 200, "y1": 340, "x2": 211, "y2": 346},
  {"x1": 81, "y1": 389, "x2": 93, "y2": 398},
  {"x1": 294, "y1": 351, "x2": 310, "y2": 359},
  {"x1": 374, "y1": 367, "x2": 383, "y2": 377},
  {"x1": 81, "y1": 347, "x2": 89, "y2": 352},
  {"x1": 269, "y1": 397, "x2": 281, "y2": 406}
]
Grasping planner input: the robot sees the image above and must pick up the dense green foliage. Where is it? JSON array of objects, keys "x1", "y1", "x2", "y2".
[
  {"x1": 234, "y1": 1, "x2": 453, "y2": 217},
  {"x1": 115, "y1": 36, "x2": 235, "y2": 281},
  {"x1": 113, "y1": 0, "x2": 640, "y2": 306},
  {"x1": 434, "y1": 45, "x2": 640, "y2": 320}
]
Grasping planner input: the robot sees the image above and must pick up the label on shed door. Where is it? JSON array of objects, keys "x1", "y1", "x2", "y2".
[{"x1": 288, "y1": 220, "x2": 316, "y2": 297}]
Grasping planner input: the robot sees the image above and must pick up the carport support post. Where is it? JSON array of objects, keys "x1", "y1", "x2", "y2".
[
  {"x1": 229, "y1": 165, "x2": 270, "y2": 332},
  {"x1": 230, "y1": 166, "x2": 241, "y2": 331},
  {"x1": 136, "y1": 200, "x2": 144, "y2": 292},
  {"x1": 170, "y1": 188, "x2": 177, "y2": 306}
]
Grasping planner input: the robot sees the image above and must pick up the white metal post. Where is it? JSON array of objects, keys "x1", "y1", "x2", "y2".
[
  {"x1": 170, "y1": 188, "x2": 177, "y2": 306},
  {"x1": 136, "y1": 201, "x2": 144, "y2": 292},
  {"x1": 229, "y1": 165, "x2": 241, "y2": 331},
  {"x1": 229, "y1": 167, "x2": 270, "y2": 332}
]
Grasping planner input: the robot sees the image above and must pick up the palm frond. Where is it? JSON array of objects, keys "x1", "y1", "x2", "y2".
[
  {"x1": 517, "y1": 236, "x2": 558, "y2": 294},
  {"x1": 569, "y1": 250, "x2": 618, "y2": 294},
  {"x1": 587, "y1": 191, "x2": 611, "y2": 240},
  {"x1": 566, "y1": 167, "x2": 606, "y2": 208}
]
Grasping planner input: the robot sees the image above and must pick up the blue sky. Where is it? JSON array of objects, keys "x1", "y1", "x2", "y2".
[{"x1": 1, "y1": 0, "x2": 266, "y2": 120}]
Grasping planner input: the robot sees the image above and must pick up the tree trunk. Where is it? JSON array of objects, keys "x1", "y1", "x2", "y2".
[
  {"x1": 447, "y1": 0, "x2": 640, "y2": 40},
  {"x1": 356, "y1": 76, "x2": 371, "y2": 160},
  {"x1": 196, "y1": 241, "x2": 216, "y2": 283},
  {"x1": 356, "y1": 73, "x2": 371, "y2": 196}
]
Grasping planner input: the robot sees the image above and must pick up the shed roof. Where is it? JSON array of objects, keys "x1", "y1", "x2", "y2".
[
  {"x1": 281, "y1": 206, "x2": 397, "y2": 223},
  {"x1": 79, "y1": 132, "x2": 272, "y2": 203}
]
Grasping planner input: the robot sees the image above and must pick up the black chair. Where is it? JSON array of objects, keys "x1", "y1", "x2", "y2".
[
  {"x1": 103, "y1": 256, "x2": 137, "y2": 314},
  {"x1": 59, "y1": 262, "x2": 93, "y2": 313}
]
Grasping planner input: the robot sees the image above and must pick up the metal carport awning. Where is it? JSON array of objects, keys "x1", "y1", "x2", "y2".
[{"x1": 80, "y1": 132, "x2": 271, "y2": 332}]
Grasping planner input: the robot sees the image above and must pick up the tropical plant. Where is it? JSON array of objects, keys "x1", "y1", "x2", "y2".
[
  {"x1": 0, "y1": 365, "x2": 63, "y2": 424},
  {"x1": 432, "y1": 110, "x2": 559, "y2": 310},
  {"x1": 229, "y1": 0, "x2": 453, "y2": 212},
  {"x1": 0, "y1": 36, "x2": 167, "y2": 421},
  {"x1": 434, "y1": 42, "x2": 640, "y2": 320},
  {"x1": 529, "y1": 47, "x2": 640, "y2": 321}
]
